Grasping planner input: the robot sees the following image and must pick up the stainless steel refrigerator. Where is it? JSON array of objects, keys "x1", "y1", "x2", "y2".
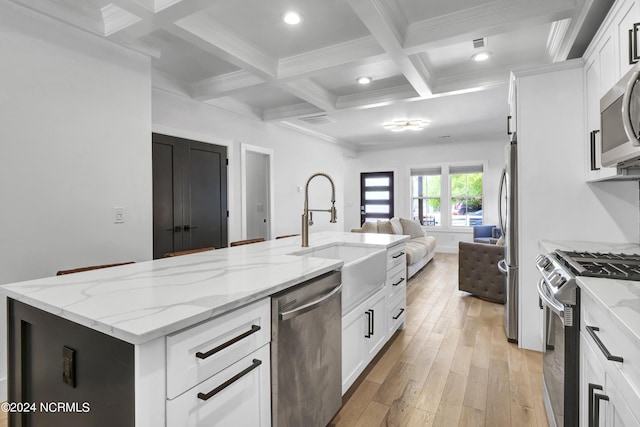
[{"x1": 498, "y1": 133, "x2": 518, "y2": 343}]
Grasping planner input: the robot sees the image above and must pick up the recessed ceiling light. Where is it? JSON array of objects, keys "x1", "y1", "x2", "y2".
[
  {"x1": 383, "y1": 119, "x2": 429, "y2": 132},
  {"x1": 356, "y1": 76, "x2": 372, "y2": 85},
  {"x1": 471, "y1": 51, "x2": 491, "y2": 62},
  {"x1": 283, "y1": 11, "x2": 303, "y2": 25}
]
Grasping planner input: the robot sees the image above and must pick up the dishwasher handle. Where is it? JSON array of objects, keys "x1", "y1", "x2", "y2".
[{"x1": 279, "y1": 284, "x2": 342, "y2": 321}]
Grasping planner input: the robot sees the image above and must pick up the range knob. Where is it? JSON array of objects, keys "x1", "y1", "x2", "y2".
[
  {"x1": 548, "y1": 273, "x2": 566, "y2": 287},
  {"x1": 536, "y1": 255, "x2": 551, "y2": 269}
]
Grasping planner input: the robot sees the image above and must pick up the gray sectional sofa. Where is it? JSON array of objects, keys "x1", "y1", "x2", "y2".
[{"x1": 351, "y1": 217, "x2": 436, "y2": 279}]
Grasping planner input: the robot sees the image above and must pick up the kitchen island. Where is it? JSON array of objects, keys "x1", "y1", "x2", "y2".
[{"x1": 1, "y1": 231, "x2": 408, "y2": 426}]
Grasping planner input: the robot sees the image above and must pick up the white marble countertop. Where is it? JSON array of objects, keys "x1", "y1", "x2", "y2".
[
  {"x1": 539, "y1": 239, "x2": 640, "y2": 350},
  {"x1": 1, "y1": 232, "x2": 408, "y2": 345}
]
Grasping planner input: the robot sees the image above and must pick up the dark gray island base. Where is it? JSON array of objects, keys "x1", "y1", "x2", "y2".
[{"x1": 8, "y1": 299, "x2": 135, "y2": 427}]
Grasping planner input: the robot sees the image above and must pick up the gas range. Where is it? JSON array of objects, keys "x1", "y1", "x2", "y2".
[{"x1": 536, "y1": 250, "x2": 640, "y2": 306}]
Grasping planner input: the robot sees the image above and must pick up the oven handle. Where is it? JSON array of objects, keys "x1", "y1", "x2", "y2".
[{"x1": 537, "y1": 279, "x2": 565, "y2": 325}]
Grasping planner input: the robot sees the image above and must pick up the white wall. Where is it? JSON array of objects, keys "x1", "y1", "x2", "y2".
[
  {"x1": 516, "y1": 63, "x2": 639, "y2": 351},
  {"x1": 0, "y1": 3, "x2": 152, "y2": 401},
  {"x1": 152, "y1": 89, "x2": 354, "y2": 242},
  {"x1": 345, "y1": 138, "x2": 507, "y2": 252}
]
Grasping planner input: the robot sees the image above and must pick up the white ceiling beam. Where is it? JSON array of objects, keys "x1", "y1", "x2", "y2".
[
  {"x1": 109, "y1": 0, "x2": 220, "y2": 38},
  {"x1": 170, "y1": 14, "x2": 277, "y2": 78},
  {"x1": 346, "y1": 0, "x2": 433, "y2": 97},
  {"x1": 336, "y1": 84, "x2": 419, "y2": 110},
  {"x1": 190, "y1": 71, "x2": 265, "y2": 100},
  {"x1": 262, "y1": 103, "x2": 325, "y2": 122},
  {"x1": 547, "y1": 0, "x2": 594, "y2": 62},
  {"x1": 404, "y1": 0, "x2": 576, "y2": 53},
  {"x1": 277, "y1": 36, "x2": 386, "y2": 81},
  {"x1": 171, "y1": 14, "x2": 336, "y2": 112}
]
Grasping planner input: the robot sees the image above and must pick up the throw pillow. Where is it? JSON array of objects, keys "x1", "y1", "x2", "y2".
[
  {"x1": 361, "y1": 221, "x2": 378, "y2": 233},
  {"x1": 377, "y1": 220, "x2": 394, "y2": 234},
  {"x1": 400, "y1": 218, "x2": 425, "y2": 238},
  {"x1": 389, "y1": 217, "x2": 403, "y2": 235},
  {"x1": 496, "y1": 234, "x2": 505, "y2": 246}
]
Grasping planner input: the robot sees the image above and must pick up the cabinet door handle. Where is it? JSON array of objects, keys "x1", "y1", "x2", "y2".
[
  {"x1": 590, "y1": 130, "x2": 600, "y2": 171},
  {"x1": 197, "y1": 359, "x2": 262, "y2": 401},
  {"x1": 183, "y1": 225, "x2": 198, "y2": 231},
  {"x1": 630, "y1": 23, "x2": 640, "y2": 64},
  {"x1": 393, "y1": 308, "x2": 405, "y2": 320},
  {"x1": 364, "y1": 310, "x2": 372, "y2": 338},
  {"x1": 586, "y1": 325, "x2": 624, "y2": 362},
  {"x1": 195, "y1": 325, "x2": 261, "y2": 360},
  {"x1": 166, "y1": 226, "x2": 183, "y2": 232},
  {"x1": 593, "y1": 392, "x2": 609, "y2": 427},
  {"x1": 392, "y1": 252, "x2": 405, "y2": 259},
  {"x1": 370, "y1": 309, "x2": 375, "y2": 335},
  {"x1": 507, "y1": 115, "x2": 512, "y2": 135},
  {"x1": 392, "y1": 277, "x2": 405, "y2": 286},
  {"x1": 588, "y1": 383, "x2": 603, "y2": 427}
]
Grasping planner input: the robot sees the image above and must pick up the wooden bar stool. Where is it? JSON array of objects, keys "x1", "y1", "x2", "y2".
[
  {"x1": 56, "y1": 262, "x2": 135, "y2": 275},
  {"x1": 163, "y1": 247, "x2": 216, "y2": 257},
  {"x1": 229, "y1": 238, "x2": 265, "y2": 247}
]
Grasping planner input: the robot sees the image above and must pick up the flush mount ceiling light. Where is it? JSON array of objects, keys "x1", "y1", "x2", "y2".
[
  {"x1": 283, "y1": 11, "x2": 303, "y2": 25},
  {"x1": 471, "y1": 51, "x2": 491, "y2": 62},
  {"x1": 356, "y1": 76, "x2": 372, "y2": 85},
  {"x1": 383, "y1": 119, "x2": 429, "y2": 132}
]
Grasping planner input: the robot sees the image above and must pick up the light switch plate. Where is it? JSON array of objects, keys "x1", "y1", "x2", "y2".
[{"x1": 114, "y1": 207, "x2": 125, "y2": 224}]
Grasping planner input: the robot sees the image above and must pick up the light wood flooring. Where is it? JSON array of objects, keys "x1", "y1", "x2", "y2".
[
  {"x1": 329, "y1": 253, "x2": 549, "y2": 427},
  {"x1": 0, "y1": 253, "x2": 548, "y2": 427}
]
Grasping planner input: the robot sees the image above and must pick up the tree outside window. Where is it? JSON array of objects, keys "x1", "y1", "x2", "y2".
[
  {"x1": 411, "y1": 169, "x2": 441, "y2": 226},
  {"x1": 451, "y1": 172, "x2": 483, "y2": 226}
]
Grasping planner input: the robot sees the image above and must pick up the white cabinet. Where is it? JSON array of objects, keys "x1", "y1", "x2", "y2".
[
  {"x1": 582, "y1": 0, "x2": 640, "y2": 181},
  {"x1": 165, "y1": 299, "x2": 271, "y2": 426},
  {"x1": 341, "y1": 242, "x2": 408, "y2": 394},
  {"x1": 342, "y1": 287, "x2": 387, "y2": 393},
  {"x1": 579, "y1": 288, "x2": 640, "y2": 427}
]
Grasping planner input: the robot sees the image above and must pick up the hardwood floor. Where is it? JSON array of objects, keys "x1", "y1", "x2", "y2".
[
  {"x1": 329, "y1": 253, "x2": 549, "y2": 427},
  {"x1": 0, "y1": 253, "x2": 548, "y2": 427}
]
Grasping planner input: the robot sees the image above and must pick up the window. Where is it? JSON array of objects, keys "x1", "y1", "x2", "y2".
[
  {"x1": 410, "y1": 167, "x2": 441, "y2": 226},
  {"x1": 360, "y1": 171, "x2": 393, "y2": 224},
  {"x1": 450, "y1": 165, "x2": 483, "y2": 227}
]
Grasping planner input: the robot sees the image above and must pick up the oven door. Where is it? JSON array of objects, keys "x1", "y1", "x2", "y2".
[{"x1": 538, "y1": 278, "x2": 566, "y2": 427}]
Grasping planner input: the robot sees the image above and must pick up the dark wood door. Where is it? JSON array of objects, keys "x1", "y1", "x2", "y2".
[{"x1": 152, "y1": 133, "x2": 227, "y2": 259}]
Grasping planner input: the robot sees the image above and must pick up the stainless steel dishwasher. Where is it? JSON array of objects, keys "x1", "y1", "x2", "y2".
[{"x1": 271, "y1": 270, "x2": 342, "y2": 427}]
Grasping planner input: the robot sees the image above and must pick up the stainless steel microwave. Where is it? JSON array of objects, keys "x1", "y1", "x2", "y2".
[{"x1": 600, "y1": 65, "x2": 640, "y2": 168}]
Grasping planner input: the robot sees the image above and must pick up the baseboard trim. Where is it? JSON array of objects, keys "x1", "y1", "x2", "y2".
[{"x1": 0, "y1": 376, "x2": 7, "y2": 402}]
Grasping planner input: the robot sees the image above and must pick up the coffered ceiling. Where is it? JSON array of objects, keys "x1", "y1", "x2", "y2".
[{"x1": 11, "y1": 0, "x2": 613, "y2": 149}]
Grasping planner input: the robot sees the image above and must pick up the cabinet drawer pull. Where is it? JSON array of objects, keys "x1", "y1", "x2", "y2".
[
  {"x1": 392, "y1": 277, "x2": 405, "y2": 287},
  {"x1": 197, "y1": 359, "x2": 262, "y2": 401},
  {"x1": 588, "y1": 383, "x2": 603, "y2": 427},
  {"x1": 586, "y1": 325, "x2": 624, "y2": 362},
  {"x1": 392, "y1": 308, "x2": 405, "y2": 320},
  {"x1": 593, "y1": 392, "x2": 609, "y2": 427},
  {"x1": 195, "y1": 325, "x2": 261, "y2": 360},
  {"x1": 392, "y1": 252, "x2": 405, "y2": 259}
]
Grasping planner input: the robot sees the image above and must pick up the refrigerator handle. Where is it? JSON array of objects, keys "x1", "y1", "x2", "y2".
[{"x1": 498, "y1": 167, "x2": 506, "y2": 233}]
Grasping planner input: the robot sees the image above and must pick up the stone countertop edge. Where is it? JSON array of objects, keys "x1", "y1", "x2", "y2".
[
  {"x1": 538, "y1": 239, "x2": 640, "y2": 352},
  {"x1": 0, "y1": 232, "x2": 409, "y2": 345}
]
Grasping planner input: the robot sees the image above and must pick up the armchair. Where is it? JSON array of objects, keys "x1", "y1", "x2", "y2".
[
  {"x1": 458, "y1": 241, "x2": 505, "y2": 304},
  {"x1": 473, "y1": 225, "x2": 502, "y2": 244}
]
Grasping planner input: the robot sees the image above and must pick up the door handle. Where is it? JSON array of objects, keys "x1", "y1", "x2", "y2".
[
  {"x1": 183, "y1": 225, "x2": 198, "y2": 231},
  {"x1": 507, "y1": 115, "x2": 512, "y2": 135},
  {"x1": 166, "y1": 226, "x2": 182, "y2": 232},
  {"x1": 279, "y1": 284, "x2": 342, "y2": 321},
  {"x1": 630, "y1": 23, "x2": 640, "y2": 64},
  {"x1": 590, "y1": 130, "x2": 600, "y2": 171},
  {"x1": 364, "y1": 310, "x2": 372, "y2": 338}
]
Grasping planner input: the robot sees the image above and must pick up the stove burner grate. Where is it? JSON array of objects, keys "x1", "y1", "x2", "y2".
[{"x1": 557, "y1": 250, "x2": 640, "y2": 281}]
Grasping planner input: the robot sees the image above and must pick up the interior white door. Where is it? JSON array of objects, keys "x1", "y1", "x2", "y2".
[{"x1": 243, "y1": 148, "x2": 271, "y2": 240}]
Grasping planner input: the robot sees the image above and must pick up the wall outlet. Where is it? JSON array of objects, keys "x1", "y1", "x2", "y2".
[{"x1": 114, "y1": 207, "x2": 125, "y2": 224}]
